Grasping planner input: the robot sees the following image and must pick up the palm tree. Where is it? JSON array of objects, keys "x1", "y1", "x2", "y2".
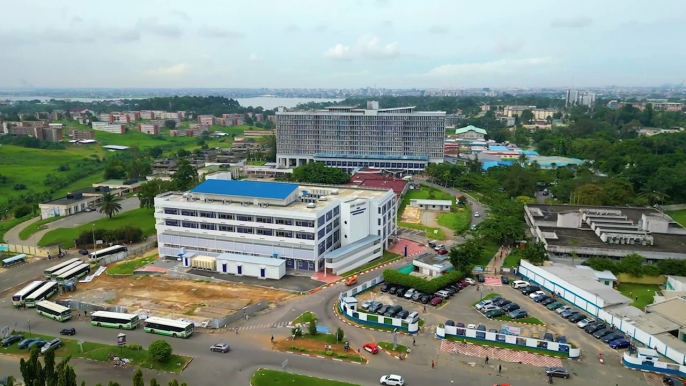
[{"x1": 98, "y1": 192, "x2": 123, "y2": 219}]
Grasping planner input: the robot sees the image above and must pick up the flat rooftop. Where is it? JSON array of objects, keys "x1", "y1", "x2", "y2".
[
  {"x1": 160, "y1": 180, "x2": 393, "y2": 214},
  {"x1": 43, "y1": 195, "x2": 92, "y2": 205},
  {"x1": 540, "y1": 226, "x2": 686, "y2": 254},
  {"x1": 527, "y1": 204, "x2": 665, "y2": 224},
  {"x1": 540, "y1": 264, "x2": 632, "y2": 306}
]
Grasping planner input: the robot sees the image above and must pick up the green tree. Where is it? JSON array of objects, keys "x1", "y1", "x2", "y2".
[
  {"x1": 171, "y1": 159, "x2": 199, "y2": 191},
  {"x1": 45, "y1": 349, "x2": 57, "y2": 386},
  {"x1": 149, "y1": 379, "x2": 160, "y2": 386},
  {"x1": 176, "y1": 148, "x2": 191, "y2": 158},
  {"x1": 138, "y1": 179, "x2": 175, "y2": 209},
  {"x1": 13, "y1": 204, "x2": 33, "y2": 218},
  {"x1": 290, "y1": 162, "x2": 351, "y2": 184},
  {"x1": 97, "y1": 192, "x2": 123, "y2": 218},
  {"x1": 164, "y1": 120, "x2": 177, "y2": 130},
  {"x1": 308, "y1": 318, "x2": 317, "y2": 335},
  {"x1": 617, "y1": 253, "x2": 646, "y2": 277},
  {"x1": 520, "y1": 110, "x2": 534, "y2": 124},
  {"x1": 520, "y1": 241, "x2": 548, "y2": 265},
  {"x1": 603, "y1": 179, "x2": 635, "y2": 206},
  {"x1": 149, "y1": 340, "x2": 173, "y2": 363},
  {"x1": 149, "y1": 146, "x2": 164, "y2": 158},
  {"x1": 265, "y1": 134, "x2": 277, "y2": 162},
  {"x1": 571, "y1": 184, "x2": 606, "y2": 205},
  {"x1": 335, "y1": 327, "x2": 345, "y2": 342},
  {"x1": 133, "y1": 369, "x2": 145, "y2": 386},
  {"x1": 20, "y1": 346, "x2": 44, "y2": 386}
]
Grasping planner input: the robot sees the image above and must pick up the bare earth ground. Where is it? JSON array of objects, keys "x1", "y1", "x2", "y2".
[
  {"x1": 421, "y1": 210, "x2": 454, "y2": 239},
  {"x1": 275, "y1": 336, "x2": 364, "y2": 361},
  {"x1": 400, "y1": 207, "x2": 422, "y2": 224},
  {"x1": 59, "y1": 274, "x2": 297, "y2": 322}
]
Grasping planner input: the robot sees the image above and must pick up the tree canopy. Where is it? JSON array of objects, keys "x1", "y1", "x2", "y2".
[{"x1": 289, "y1": 162, "x2": 351, "y2": 184}]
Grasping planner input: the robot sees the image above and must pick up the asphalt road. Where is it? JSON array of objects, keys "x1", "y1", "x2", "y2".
[
  {"x1": 4, "y1": 197, "x2": 141, "y2": 247},
  {"x1": 0, "y1": 259, "x2": 58, "y2": 294}
]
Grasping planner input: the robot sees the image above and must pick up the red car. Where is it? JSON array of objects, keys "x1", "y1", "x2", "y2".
[
  {"x1": 363, "y1": 343, "x2": 379, "y2": 354},
  {"x1": 430, "y1": 297, "x2": 443, "y2": 306},
  {"x1": 437, "y1": 248, "x2": 448, "y2": 255}
]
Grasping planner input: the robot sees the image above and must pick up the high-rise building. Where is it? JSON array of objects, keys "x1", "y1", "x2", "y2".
[
  {"x1": 565, "y1": 89, "x2": 596, "y2": 108},
  {"x1": 276, "y1": 101, "x2": 445, "y2": 172}
]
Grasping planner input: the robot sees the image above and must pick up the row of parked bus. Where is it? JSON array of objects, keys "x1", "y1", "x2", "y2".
[{"x1": 34, "y1": 301, "x2": 194, "y2": 338}]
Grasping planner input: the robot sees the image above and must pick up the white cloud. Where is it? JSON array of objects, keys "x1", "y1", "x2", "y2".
[
  {"x1": 323, "y1": 44, "x2": 352, "y2": 60},
  {"x1": 550, "y1": 17, "x2": 593, "y2": 28},
  {"x1": 428, "y1": 25, "x2": 449, "y2": 34},
  {"x1": 137, "y1": 18, "x2": 183, "y2": 38},
  {"x1": 249, "y1": 53, "x2": 261, "y2": 62},
  {"x1": 146, "y1": 63, "x2": 189, "y2": 76},
  {"x1": 199, "y1": 26, "x2": 244, "y2": 39},
  {"x1": 426, "y1": 57, "x2": 555, "y2": 77}
]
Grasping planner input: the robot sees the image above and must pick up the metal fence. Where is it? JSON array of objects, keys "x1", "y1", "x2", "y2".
[
  {"x1": 0, "y1": 244, "x2": 42, "y2": 257},
  {"x1": 55, "y1": 299, "x2": 128, "y2": 314},
  {"x1": 206, "y1": 300, "x2": 269, "y2": 329}
]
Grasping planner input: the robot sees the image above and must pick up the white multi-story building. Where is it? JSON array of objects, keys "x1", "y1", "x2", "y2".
[
  {"x1": 154, "y1": 179, "x2": 397, "y2": 276},
  {"x1": 276, "y1": 101, "x2": 445, "y2": 173},
  {"x1": 565, "y1": 90, "x2": 596, "y2": 108},
  {"x1": 91, "y1": 122, "x2": 125, "y2": 134}
]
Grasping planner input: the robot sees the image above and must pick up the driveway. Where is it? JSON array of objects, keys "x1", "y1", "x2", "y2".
[{"x1": 4, "y1": 197, "x2": 141, "y2": 247}]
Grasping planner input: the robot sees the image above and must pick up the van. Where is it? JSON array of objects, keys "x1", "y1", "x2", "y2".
[
  {"x1": 511, "y1": 280, "x2": 530, "y2": 289},
  {"x1": 406, "y1": 311, "x2": 419, "y2": 324}
]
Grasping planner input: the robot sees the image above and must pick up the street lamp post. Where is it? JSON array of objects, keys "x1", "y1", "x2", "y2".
[
  {"x1": 91, "y1": 224, "x2": 96, "y2": 252},
  {"x1": 28, "y1": 319, "x2": 31, "y2": 337}
]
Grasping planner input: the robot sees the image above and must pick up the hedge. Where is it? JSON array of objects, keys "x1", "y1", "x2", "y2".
[{"x1": 382, "y1": 269, "x2": 464, "y2": 294}]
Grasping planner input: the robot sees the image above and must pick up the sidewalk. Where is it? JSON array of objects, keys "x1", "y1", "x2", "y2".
[{"x1": 485, "y1": 245, "x2": 510, "y2": 276}]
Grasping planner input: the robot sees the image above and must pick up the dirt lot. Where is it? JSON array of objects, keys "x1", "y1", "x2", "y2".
[
  {"x1": 59, "y1": 274, "x2": 297, "y2": 322},
  {"x1": 275, "y1": 336, "x2": 363, "y2": 361},
  {"x1": 401, "y1": 206, "x2": 422, "y2": 223}
]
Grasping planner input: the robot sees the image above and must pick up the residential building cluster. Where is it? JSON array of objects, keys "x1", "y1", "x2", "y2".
[
  {"x1": 565, "y1": 89, "x2": 597, "y2": 108},
  {"x1": 607, "y1": 100, "x2": 684, "y2": 112}
]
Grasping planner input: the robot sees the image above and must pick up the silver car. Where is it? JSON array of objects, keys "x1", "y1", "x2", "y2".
[
  {"x1": 577, "y1": 318, "x2": 595, "y2": 328},
  {"x1": 41, "y1": 338, "x2": 62, "y2": 355},
  {"x1": 210, "y1": 343, "x2": 230, "y2": 353}
]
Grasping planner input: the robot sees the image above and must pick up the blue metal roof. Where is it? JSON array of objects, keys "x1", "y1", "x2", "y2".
[
  {"x1": 488, "y1": 145, "x2": 509, "y2": 151},
  {"x1": 522, "y1": 150, "x2": 539, "y2": 155},
  {"x1": 314, "y1": 153, "x2": 428, "y2": 161},
  {"x1": 323, "y1": 235, "x2": 381, "y2": 260},
  {"x1": 190, "y1": 179, "x2": 299, "y2": 200},
  {"x1": 482, "y1": 160, "x2": 515, "y2": 170}
]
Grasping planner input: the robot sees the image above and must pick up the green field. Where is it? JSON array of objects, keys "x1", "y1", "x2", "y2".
[
  {"x1": 668, "y1": 210, "x2": 686, "y2": 228},
  {"x1": 106, "y1": 253, "x2": 158, "y2": 275},
  {"x1": 436, "y1": 206, "x2": 471, "y2": 233},
  {"x1": 251, "y1": 369, "x2": 360, "y2": 386},
  {"x1": 8, "y1": 331, "x2": 189, "y2": 372},
  {"x1": 0, "y1": 144, "x2": 107, "y2": 202},
  {"x1": 95, "y1": 130, "x2": 197, "y2": 148},
  {"x1": 398, "y1": 186, "x2": 455, "y2": 240},
  {"x1": 38, "y1": 207, "x2": 155, "y2": 247},
  {"x1": 292, "y1": 311, "x2": 316, "y2": 324},
  {"x1": 476, "y1": 239, "x2": 500, "y2": 267},
  {"x1": 617, "y1": 283, "x2": 659, "y2": 310},
  {"x1": 19, "y1": 216, "x2": 62, "y2": 240}
]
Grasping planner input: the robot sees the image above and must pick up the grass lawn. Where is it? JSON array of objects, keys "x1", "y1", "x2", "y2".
[
  {"x1": 617, "y1": 283, "x2": 659, "y2": 310},
  {"x1": 251, "y1": 369, "x2": 360, "y2": 386},
  {"x1": 300, "y1": 333, "x2": 339, "y2": 344},
  {"x1": 246, "y1": 160, "x2": 267, "y2": 166},
  {"x1": 106, "y1": 254, "x2": 158, "y2": 275},
  {"x1": 398, "y1": 222, "x2": 446, "y2": 240},
  {"x1": 19, "y1": 216, "x2": 62, "y2": 240},
  {"x1": 494, "y1": 315, "x2": 545, "y2": 325},
  {"x1": 0, "y1": 214, "x2": 33, "y2": 243},
  {"x1": 292, "y1": 311, "x2": 316, "y2": 324},
  {"x1": 95, "y1": 130, "x2": 197, "y2": 149},
  {"x1": 436, "y1": 206, "x2": 471, "y2": 233},
  {"x1": 0, "y1": 144, "x2": 106, "y2": 203},
  {"x1": 476, "y1": 239, "x2": 500, "y2": 267},
  {"x1": 444, "y1": 334, "x2": 567, "y2": 358},
  {"x1": 38, "y1": 207, "x2": 155, "y2": 247},
  {"x1": 503, "y1": 250, "x2": 523, "y2": 268},
  {"x1": 341, "y1": 250, "x2": 402, "y2": 278},
  {"x1": 397, "y1": 185, "x2": 455, "y2": 240},
  {"x1": 8, "y1": 331, "x2": 190, "y2": 373},
  {"x1": 668, "y1": 210, "x2": 686, "y2": 228},
  {"x1": 378, "y1": 341, "x2": 408, "y2": 354}
]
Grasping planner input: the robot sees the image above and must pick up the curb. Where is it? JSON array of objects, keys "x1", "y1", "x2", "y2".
[
  {"x1": 331, "y1": 302, "x2": 417, "y2": 336},
  {"x1": 272, "y1": 348, "x2": 367, "y2": 365},
  {"x1": 379, "y1": 347, "x2": 410, "y2": 360},
  {"x1": 310, "y1": 259, "x2": 404, "y2": 294}
]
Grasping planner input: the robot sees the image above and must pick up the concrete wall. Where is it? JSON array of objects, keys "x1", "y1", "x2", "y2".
[
  {"x1": 622, "y1": 352, "x2": 686, "y2": 378},
  {"x1": 616, "y1": 273, "x2": 665, "y2": 285}
]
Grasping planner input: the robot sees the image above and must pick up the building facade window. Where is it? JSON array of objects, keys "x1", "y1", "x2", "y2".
[
  {"x1": 276, "y1": 218, "x2": 293, "y2": 225},
  {"x1": 199, "y1": 211, "x2": 216, "y2": 218},
  {"x1": 256, "y1": 229, "x2": 273, "y2": 236},
  {"x1": 326, "y1": 223, "x2": 332, "y2": 233},
  {"x1": 218, "y1": 225, "x2": 234, "y2": 232},
  {"x1": 218, "y1": 213, "x2": 234, "y2": 220},
  {"x1": 237, "y1": 215, "x2": 253, "y2": 222},
  {"x1": 295, "y1": 220, "x2": 315, "y2": 227},
  {"x1": 164, "y1": 208, "x2": 178, "y2": 215},
  {"x1": 200, "y1": 223, "x2": 216, "y2": 230},
  {"x1": 318, "y1": 242, "x2": 326, "y2": 254},
  {"x1": 182, "y1": 221, "x2": 198, "y2": 228},
  {"x1": 256, "y1": 216, "x2": 273, "y2": 223},
  {"x1": 318, "y1": 228, "x2": 325, "y2": 239},
  {"x1": 318, "y1": 215, "x2": 325, "y2": 227},
  {"x1": 326, "y1": 211, "x2": 332, "y2": 221},
  {"x1": 296, "y1": 232, "x2": 314, "y2": 240},
  {"x1": 236, "y1": 226, "x2": 254, "y2": 234},
  {"x1": 276, "y1": 230, "x2": 293, "y2": 238},
  {"x1": 181, "y1": 210, "x2": 197, "y2": 217},
  {"x1": 165, "y1": 220, "x2": 179, "y2": 226}
]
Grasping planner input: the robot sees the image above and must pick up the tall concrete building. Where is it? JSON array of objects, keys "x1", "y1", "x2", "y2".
[
  {"x1": 565, "y1": 89, "x2": 596, "y2": 108},
  {"x1": 276, "y1": 101, "x2": 445, "y2": 173}
]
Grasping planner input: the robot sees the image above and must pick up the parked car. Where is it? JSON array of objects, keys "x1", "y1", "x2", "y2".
[
  {"x1": 385, "y1": 305, "x2": 403, "y2": 317},
  {"x1": 18, "y1": 338, "x2": 40, "y2": 349},
  {"x1": 502, "y1": 303, "x2": 520, "y2": 312},
  {"x1": 456, "y1": 322, "x2": 466, "y2": 335},
  {"x1": 40, "y1": 338, "x2": 62, "y2": 355},
  {"x1": 543, "y1": 333, "x2": 554, "y2": 342},
  {"x1": 27, "y1": 339, "x2": 47, "y2": 349},
  {"x1": 546, "y1": 301, "x2": 563, "y2": 310},
  {"x1": 486, "y1": 308, "x2": 505, "y2": 318},
  {"x1": 476, "y1": 274, "x2": 485, "y2": 283},
  {"x1": 509, "y1": 309, "x2": 528, "y2": 319},
  {"x1": 434, "y1": 290, "x2": 451, "y2": 299},
  {"x1": 446, "y1": 283, "x2": 461, "y2": 292},
  {"x1": 602, "y1": 333, "x2": 624, "y2": 343},
  {"x1": 388, "y1": 286, "x2": 398, "y2": 295},
  {"x1": 493, "y1": 298, "x2": 511, "y2": 307},
  {"x1": 430, "y1": 297, "x2": 443, "y2": 306},
  {"x1": 60, "y1": 328, "x2": 76, "y2": 336},
  {"x1": 568, "y1": 313, "x2": 587, "y2": 323},
  {"x1": 476, "y1": 325, "x2": 486, "y2": 339},
  {"x1": 511, "y1": 280, "x2": 530, "y2": 289},
  {"x1": 442, "y1": 287, "x2": 457, "y2": 296},
  {"x1": 445, "y1": 320, "x2": 455, "y2": 327},
  {"x1": 437, "y1": 249, "x2": 448, "y2": 255},
  {"x1": 481, "y1": 304, "x2": 499, "y2": 314},
  {"x1": 534, "y1": 295, "x2": 551, "y2": 303},
  {"x1": 593, "y1": 329, "x2": 613, "y2": 339},
  {"x1": 1, "y1": 335, "x2": 24, "y2": 347},
  {"x1": 464, "y1": 278, "x2": 476, "y2": 285},
  {"x1": 377, "y1": 305, "x2": 391, "y2": 315},
  {"x1": 380, "y1": 374, "x2": 405, "y2": 386},
  {"x1": 529, "y1": 291, "x2": 546, "y2": 299},
  {"x1": 380, "y1": 284, "x2": 390, "y2": 292},
  {"x1": 585, "y1": 323, "x2": 606, "y2": 334},
  {"x1": 545, "y1": 367, "x2": 570, "y2": 379},
  {"x1": 363, "y1": 343, "x2": 379, "y2": 354},
  {"x1": 411, "y1": 291, "x2": 424, "y2": 301},
  {"x1": 474, "y1": 212, "x2": 480, "y2": 217},
  {"x1": 556, "y1": 336, "x2": 567, "y2": 344},
  {"x1": 609, "y1": 339, "x2": 631, "y2": 349},
  {"x1": 360, "y1": 300, "x2": 372, "y2": 310},
  {"x1": 420, "y1": 295, "x2": 431, "y2": 304},
  {"x1": 428, "y1": 241, "x2": 437, "y2": 248},
  {"x1": 559, "y1": 310, "x2": 577, "y2": 319},
  {"x1": 210, "y1": 343, "x2": 230, "y2": 353},
  {"x1": 500, "y1": 276, "x2": 509, "y2": 284},
  {"x1": 663, "y1": 376, "x2": 684, "y2": 386},
  {"x1": 577, "y1": 317, "x2": 595, "y2": 328},
  {"x1": 78, "y1": 249, "x2": 89, "y2": 255},
  {"x1": 396, "y1": 287, "x2": 408, "y2": 297},
  {"x1": 369, "y1": 301, "x2": 383, "y2": 313},
  {"x1": 396, "y1": 310, "x2": 410, "y2": 320},
  {"x1": 405, "y1": 311, "x2": 420, "y2": 324},
  {"x1": 522, "y1": 286, "x2": 541, "y2": 295},
  {"x1": 541, "y1": 298, "x2": 556, "y2": 306},
  {"x1": 556, "y1": 306, "x2": 573, "y2": 314}
]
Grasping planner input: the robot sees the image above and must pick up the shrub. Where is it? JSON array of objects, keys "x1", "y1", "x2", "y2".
[
  {"x1": 148, "y1": 340, "x2": 173, "y2": 362},
  {"x1": 325, "y1": 350, "x2": 333, "y2": 356},
  {"x1": 308, "y1": 319, "x2": 317, "y2": 335},
  {"x1": 75, "y1": 226, "x2": 144, "y2": 246},
  {"x1": 336, "y1": 353, "x2": 348, "y2": 359},
  {"x1": 291, "y1": 327, "x2": 303, "y2": 337},
  {"x1": 288, "y1": 346, "x2": 306, "y2": 352},
  {"x1": 335, "y1": 327, "x2": 344, "y2": 342},
  {"x1": 382, "y1": 269, "x2": 464, "y2": 294},
  {"x1": 13, "y1": 204, "x2": 33, "y2": 218}
]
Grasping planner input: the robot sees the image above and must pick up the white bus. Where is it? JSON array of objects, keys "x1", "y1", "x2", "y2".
[
  {"x1": 91, "y1": 311, "x2": 140, "y2": 330},
  {"x1": 56, "y1": 263, "x2": 91, "y2": 283},
  {"x1": 24, "y1": 282, "x2": 59, "y2": 308},
  {"x1": 89, "y1": 245, "x2": 128, "y2": 263},
  {"x1": 36, "y1": 300, "x2": 72, "y2": 322},
  {"x1": 144, "y1": 317, "x2": 194, "y2": 338},
  {"x1": 11, "y1": 280, "x2": 46, "y2": 307},
  {"x1": 44, "y1": 258, "x2": 81, "y2": 278},
  {"x1": 49, "y1": 261, "x2": 83, "y2": 280}
]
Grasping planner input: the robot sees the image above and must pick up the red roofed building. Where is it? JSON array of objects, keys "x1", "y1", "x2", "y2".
[{"x1": 347, "y1": 173, "x2": 409, "y2": 200}]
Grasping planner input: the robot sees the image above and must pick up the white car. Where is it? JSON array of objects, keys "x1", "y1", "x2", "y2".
[
  {"x1": 404, "y1": 289, "x2": 416, "y2": 299},
  {"x1": 475, "y1": 300, "x2": 493, "y2": 310},
  {"x1": 529, "y1": 291, "x2": 546, "y2": 299},
  {"x1": 464, "y1": 278, "x2": 476, "y2": 285},
  {"x1": 577, "y1": 318, "x2": 595, "y2": 328},
  {"x1": 474, "y1": 212, "x2": 480, "y2": 217},
  {"x1": 361, "y1": 300, "x2": 372, "y2": 310},
  {"x1": 511, "y1": 280, "x2": 530, "y2": 289},
  {"x1": 380, "y1": 374, "x2": 405, "y2": 386},
  {"x1": 481, "y1": 304, "x2": 499, "y2": 313},
  {"x1": 467, "y1": 324, "x2": 476, "y2": 329},
  {"x1": 556, "y1": 306, "x2": 572, "y2": 314}
]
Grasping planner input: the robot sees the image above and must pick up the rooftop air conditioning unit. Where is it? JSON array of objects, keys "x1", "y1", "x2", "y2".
[{"x1": 307, "y1": 203, "x2": 316, "y2": 209}]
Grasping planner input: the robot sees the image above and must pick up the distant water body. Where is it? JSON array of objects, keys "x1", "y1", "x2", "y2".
[{"x1": 0, "y1": 96, "x2": 343, "y2": 110}]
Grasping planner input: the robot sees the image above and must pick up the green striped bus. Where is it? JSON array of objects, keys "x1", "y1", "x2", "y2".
[
  {"x1": 49, "y1": 261, "x2": 83, "y2": 280},
  {"x1": 24, "y1": 281, "x2": 59, "y2": 308},
  {"x1": 11, "y1": 280, "x2": 46, "y2": 307},
  {"x1": 44, "y1": 258, "x2": 81, "y2": 278},
  {"x1": 36, "y1": 300, "x2": 72, "y2": 322},
  {"x1": 56, "y1": 263, "x2": 91, "y2": 284},
  {"x1": 91, "y1": 311, "x2": 140, "y2": 330},
  {"x1": 143, "y1": 317, "x2": 194, "y2": 338}
]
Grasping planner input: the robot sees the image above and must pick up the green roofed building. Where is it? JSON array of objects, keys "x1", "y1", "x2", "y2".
[{"x1": 455, "y1": 125, "x2": 487, "y2": 140}]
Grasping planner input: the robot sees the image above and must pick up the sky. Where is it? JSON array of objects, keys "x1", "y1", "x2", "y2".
[{"x1": 1, "y1": 0, "x2": 685, "y2": 89}]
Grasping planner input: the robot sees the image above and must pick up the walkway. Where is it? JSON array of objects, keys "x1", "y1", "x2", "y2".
[
  {"x1": 440, "y1": 340, "x2": 562, "y2": 368},
  {"x1": 485, "y1": 245, "x2": 510, "y2": 276}
]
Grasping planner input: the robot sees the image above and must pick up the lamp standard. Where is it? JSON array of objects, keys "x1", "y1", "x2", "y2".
[
  {"x1": 27, "y1": 319, "x2": 31, "y2": 337},
  {"x1": 91, "y1": 223, "x2": 96, "y2": 252}
]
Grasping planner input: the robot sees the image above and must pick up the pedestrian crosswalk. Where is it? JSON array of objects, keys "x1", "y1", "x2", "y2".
[
  {"x1": 484, "y1": 277, "x2": 502, "y2": 287},
  {"x1": 237, "y1": 321, "x2": 290, "y2": 331}
]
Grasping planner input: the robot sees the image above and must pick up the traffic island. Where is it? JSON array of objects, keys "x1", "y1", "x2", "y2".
[
  {"x1": 274, "y1": 333, "x2": 366, "y2": 364},
  {"x1": 377, "y1": 342, "x2": 409, "y2": 360},
  {"x1": 2, "y1": 331, "x2": 191, "y2": 373},
  {"x1": 332, "y1": 301, "x2": 418, "y2": 335},
  {"x1": 251, "y1": 368, "x2": 361, "y2": 386}
]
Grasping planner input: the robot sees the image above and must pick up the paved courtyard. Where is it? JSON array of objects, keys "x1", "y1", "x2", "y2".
[
  {"x1": 440, "y1": 340, "x2": 563, "y2": 368},
  {"x1": 388, "y1": 238, "x2": 428, "y2": 256}
]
